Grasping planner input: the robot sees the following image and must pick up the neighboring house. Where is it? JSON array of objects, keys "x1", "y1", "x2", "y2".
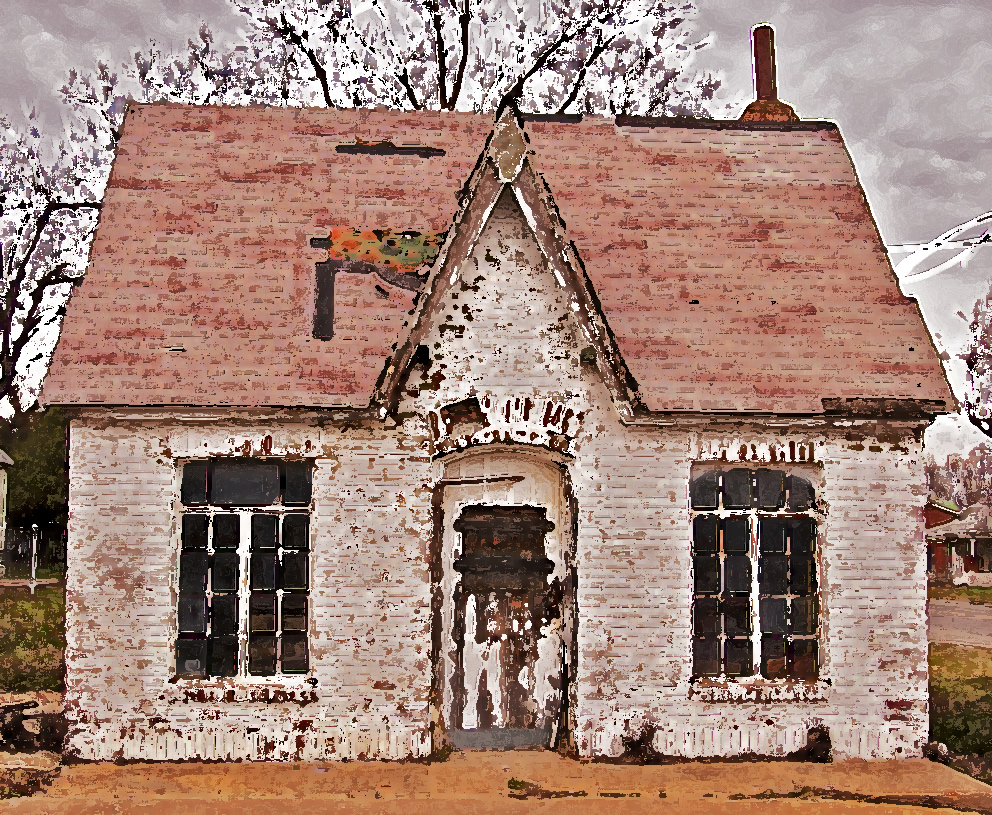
[
  {"x1": 926, "y1": 502, "x2": 992, "y2": 586},
  {"x1": 41, "y1": 28, "x2": 953, "y2": 762}
]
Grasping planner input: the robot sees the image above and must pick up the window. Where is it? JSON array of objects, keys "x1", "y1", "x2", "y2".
[
  {"x1": 690, "y1": 466, "x2": 819, "y2": 681},
  {"x1": 176, "y1": 459, "x2": 313, "y2": 679}
]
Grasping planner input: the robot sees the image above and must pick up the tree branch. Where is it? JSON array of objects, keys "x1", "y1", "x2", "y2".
[
  {"x1": 447, "y1": 0, "x2": 472, "y2": 110},
  {"x1": 265, "y1": 12, "x2": 333, "y2": 107},
  {"x1": 556, "y1": 30, "x2": 618, "y2": 114},
  {"x1": 425, "y1": 0, "x2": 449, "y2": 109},
  {"x1": 0, "y1": 200, "x2": 102, "y2": 409}
]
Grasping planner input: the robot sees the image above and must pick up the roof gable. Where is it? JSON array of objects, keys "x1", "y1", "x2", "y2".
[{"x1": 377, "y1": 111, "x2": 636, "y2": 419}]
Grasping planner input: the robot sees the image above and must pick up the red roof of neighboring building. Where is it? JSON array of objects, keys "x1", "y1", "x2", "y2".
[{"x1": 42, "y1": 103, "x2": 952, "y2": 414}]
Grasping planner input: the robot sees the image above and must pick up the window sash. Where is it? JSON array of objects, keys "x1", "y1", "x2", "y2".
[
  {"x1": 690, "y1": 469, "x2": 819, "y2": 681},
  {"x1": 176, "y1": 504, "x2": 310, "y2": 680}
]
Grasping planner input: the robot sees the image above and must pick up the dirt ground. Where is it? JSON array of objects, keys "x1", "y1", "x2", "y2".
[{"x1": 4, "y1": 751, "x2": 992, "y2": 814}]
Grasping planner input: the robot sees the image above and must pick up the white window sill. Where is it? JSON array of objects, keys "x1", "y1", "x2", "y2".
[
  {"x1": 166, "y1": 678, "x2": 319, "y2": 705},
  {"x1": 688, "y1": 677, "x2": 830, "y2": 703}
]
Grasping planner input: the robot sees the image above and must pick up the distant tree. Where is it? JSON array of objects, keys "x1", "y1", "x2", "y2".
[
  {"x1": 966, "y1": 279, "x2": 992, "y2": 439},
  {"x1": 0, "y1": 407, "x2": 68, "y2": 528},
  {"x1": 230, "y1": 0, "x2": 719, "y2": 114}
]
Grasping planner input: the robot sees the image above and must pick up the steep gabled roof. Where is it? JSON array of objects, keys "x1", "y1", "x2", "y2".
[{"x1": 41, "y1": 103, "x2": 952, "y2": 415}]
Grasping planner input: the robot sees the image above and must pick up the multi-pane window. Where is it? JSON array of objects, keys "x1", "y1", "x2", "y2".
[
  {"x1": 690, "y1": 466, "x2": 819, "y2": 681},
  {"x1": 176, "y1": 459, "x2": 312, "y2": 679}
]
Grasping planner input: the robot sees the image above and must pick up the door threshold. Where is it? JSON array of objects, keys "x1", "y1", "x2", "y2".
[{"x1": 450, "y1": 727, "x2": 552, "y2": 750}]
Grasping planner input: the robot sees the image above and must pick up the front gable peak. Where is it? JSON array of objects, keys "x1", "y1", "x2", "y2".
[{"x1": 375, "y1": 145, "x2": 636, "y2": 422}]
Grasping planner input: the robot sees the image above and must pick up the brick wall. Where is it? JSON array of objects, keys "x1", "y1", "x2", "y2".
[{"x1": 66, "y1": 415, "x2": 435, "y2": 760}]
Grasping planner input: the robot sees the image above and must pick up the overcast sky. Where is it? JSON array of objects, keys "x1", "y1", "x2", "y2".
[{"x1": 2, "y1": 0, "x2": 990, "y2": 456}]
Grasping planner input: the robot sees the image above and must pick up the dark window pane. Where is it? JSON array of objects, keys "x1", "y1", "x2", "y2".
[
  {"x1": 176, "y1": 638, "x2": 207, "y2": 678},
  {"x1": 693, "y1": 637, "x2": 720, "y2": 677},
  {"x1": 282, "y1": 595, "x2": 307, "y2": 632},
  {"x1": 212, "y1": 460, "x2": 280, "y2": 506},
  {"x1": 251, "y1": 552, "x2": 278, "y2": 591},
  {"x1": 724, "y1": 639, "x2": 753, "y2": 676},
  {"x1": 690, "y1": 471, "x2": 719, "y2": 510},
  {"x1": 756, "y1": 469, "x2": 785, "y2": 510},
  {"x1": 723, "y1": 517, "x2": 749, "y2": 553},
  {"x1": 209, "y1": 635, "x2": 239, "y2": 677},
  {"x1": 282, "y1": 514, "x2": 309, "y2": 550},
  {"x1": 283, "y1": 462, "x2": 313, "y2": 506},
  {"x1": 693, "y1": 516, "x2": 719, "y2": 553},
  {"x1": 791, "y1": 639, "x2": 818, "y2": 679},
  {"x1": 178, "y1": 592, "x2": 207, "y2": 633},
  {"x1": 694, "y1": 597, "x2": 720, "y2": 635},
  {"x1": 759, "y1": 517, "x2": 787, "y2": 554},
  {"x1": 179, "y1": 551, "x2": 209, "y2": 592},
  {"x1": 790, "y1": 518, "x2": 816, "y2": 554},
  {"x1": 694, "y1": 555, "x2": 720, "y2": 594},
  {"x1": 789, "y1": 476, "x2": 816, "y2": 511},
  {"x1": 791, "y1": 597, "x2": 817, "y2": 635},
  {"x1": 211, "y1": 552, "x2": 240, "y2": 593},
  {"x1": 281, "y1": 633, "x2": 309, "y2": 673},
  {"x1": 182, "y1": 514, "x2": 208, "y2": 550},
  {"x1": 248, "y1": 635, "x2": 277, "y2": 675},
  {"x1": 251, "y1": 514, "x2": 278, "y2": 549},
  {"x1": 280, "y1": 551, "x2": 308, "y2": 591},
  {"x1": 760, "y1": 555, "x2": 789, "y2": 595},
  {"x1": 725, "y1": 555, "x2": 751, "y2": 593},
  {"x1": 211, "y1": 594, "x2": 239, "y2": 635},
  {"x1": 723, "y1": 596, "x2": 751, "y2": 636},
  {"x1": 181, "y1": 461, "x2": 208, "y2": 505},
  {"x1": 760, "y1": 597, "x2": 788, "y2": 633},
  {"x1": 723, "y1": 469, "x2": 752, "y2": 509},
  {"x1": 213, "y1": 514, "x2": 240, "y2": 549},
  {"x1": 761, "y1": 634, "x2": 788, "y2": 679},
  {"x1": 790, "y1": 555, "x2": 816, "y2": 595},
  {"x1": 250, "y1": 593, "x2": 277, "y2": 632}
]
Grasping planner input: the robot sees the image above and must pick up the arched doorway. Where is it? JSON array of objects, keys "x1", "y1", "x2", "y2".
[{"x1": 431, "y1": 446, "x2": 576, "y2": 751}]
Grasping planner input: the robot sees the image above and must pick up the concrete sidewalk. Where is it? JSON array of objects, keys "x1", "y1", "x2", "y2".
[
  {"x1": 930, "y1": 598, "x2": 992, "y2": 647},
  {"x1": 4, "y1": 751, "x2": 992, "y2": 813}
]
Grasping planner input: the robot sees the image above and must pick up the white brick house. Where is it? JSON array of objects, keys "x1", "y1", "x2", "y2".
[{"x1": 42, "y1": 52, "x2": 952, "y2": 761}]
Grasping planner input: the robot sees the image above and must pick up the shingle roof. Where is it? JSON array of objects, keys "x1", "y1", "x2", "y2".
[{"x1": 42, "y1": 103, "x2": 952, "y2": 414}]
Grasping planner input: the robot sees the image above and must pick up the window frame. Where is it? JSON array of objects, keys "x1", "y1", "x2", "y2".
[
  {"x1": 174, "y1": 458, "x2": 314, "y2": 683},
  {"x1": 689, "y1": 463, "x2": 822, "y2": 685}
]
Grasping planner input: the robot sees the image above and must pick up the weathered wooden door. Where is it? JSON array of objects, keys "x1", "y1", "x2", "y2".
[{"x1": 451, "y1": 505, "x2": 562, "y2": 747}]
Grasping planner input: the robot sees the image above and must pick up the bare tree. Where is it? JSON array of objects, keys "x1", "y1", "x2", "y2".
[
  {"x1": 966, "y1": 281, "x2": 992, "y2": 438},
  {"x1": 232, "y1": 0, "x2": 719, "y2": 115}
]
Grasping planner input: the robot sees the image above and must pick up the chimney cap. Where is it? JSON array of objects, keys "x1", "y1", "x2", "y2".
[{"x1": 740, "y1": 23, "x2": 799, "y2": 123}]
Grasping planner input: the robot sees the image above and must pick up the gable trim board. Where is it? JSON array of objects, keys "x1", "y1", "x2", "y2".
[{"x1": 45, "y1": 104, "x2": 945, "y2": 763}]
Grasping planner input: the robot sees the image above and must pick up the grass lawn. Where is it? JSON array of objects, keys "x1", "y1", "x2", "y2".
[
  {"x1": 929, "y1": 585, "x2": 992, "y2": 604},
  {"x1": 0, "y1": 586, "x2": 65, "y2": 693},
  {"x1": 930, "y1": 642, "x2": 992, "y2": 755}
]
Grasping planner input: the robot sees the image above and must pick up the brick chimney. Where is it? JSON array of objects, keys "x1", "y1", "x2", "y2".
[{"x1": 739, "y1": 24, "x2": 799, "y2": 123}]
